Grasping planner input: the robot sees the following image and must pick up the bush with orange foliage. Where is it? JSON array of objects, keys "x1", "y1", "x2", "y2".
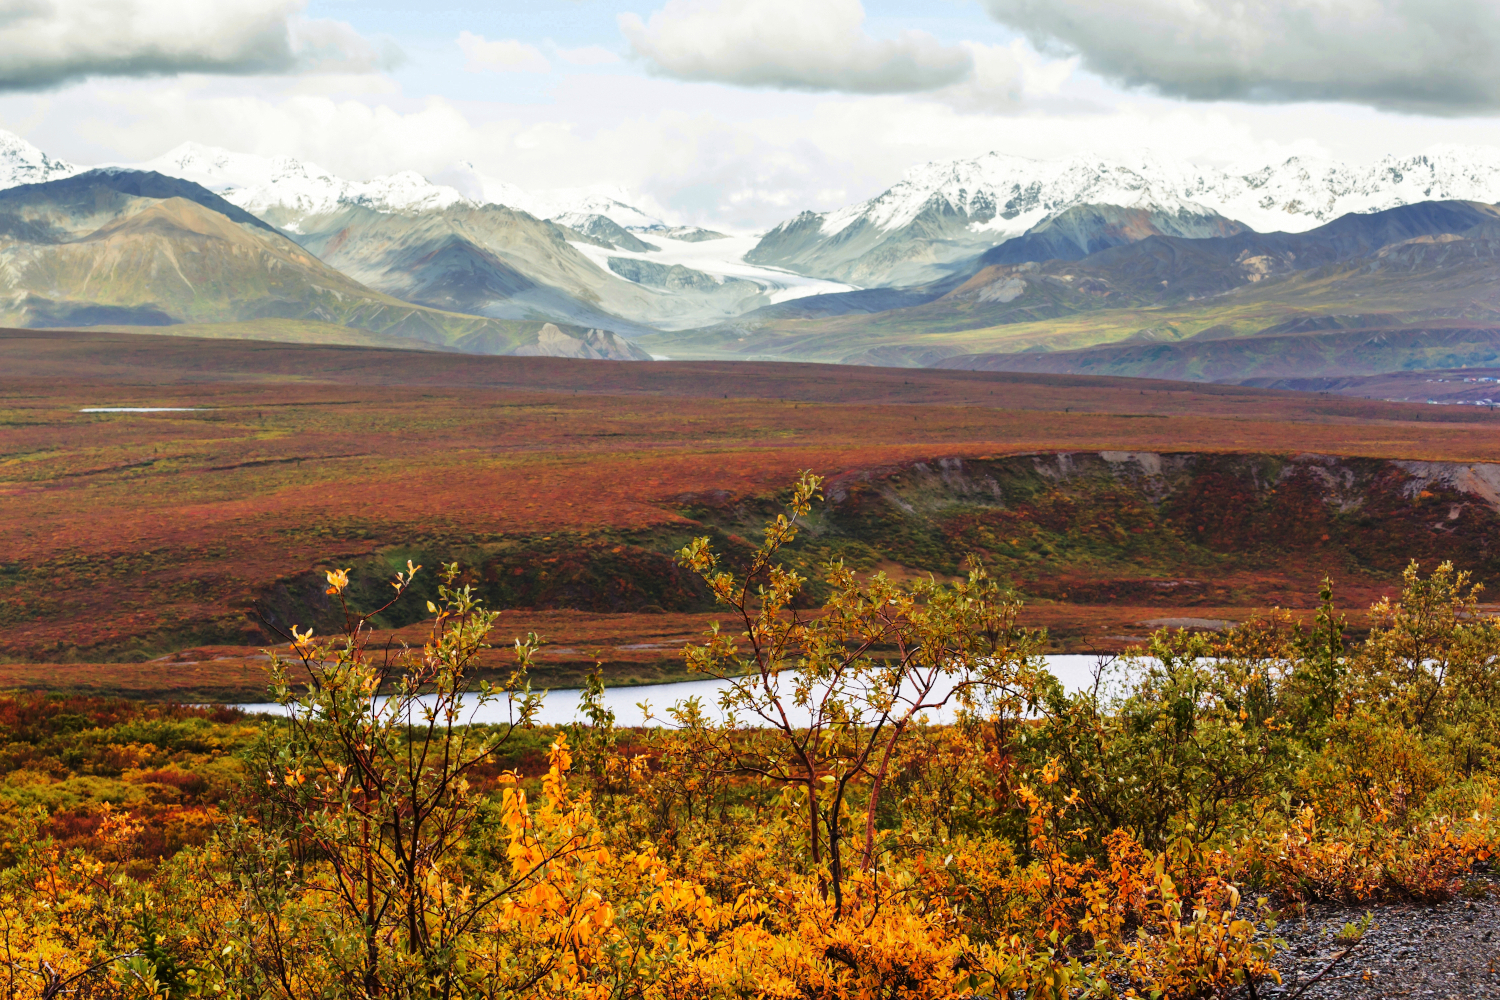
[{"x1": 3, "y1": 479, "x2": 1499, "y2": 998}]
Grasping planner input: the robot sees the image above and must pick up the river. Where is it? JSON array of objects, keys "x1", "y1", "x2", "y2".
[{"x1": 233, "y1": 654, "x2": 1143, "y2": 727}]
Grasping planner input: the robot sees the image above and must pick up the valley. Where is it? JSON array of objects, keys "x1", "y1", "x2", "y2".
[{"x1": 6, "y1": 328, "x2": 1500, "y2": 700}]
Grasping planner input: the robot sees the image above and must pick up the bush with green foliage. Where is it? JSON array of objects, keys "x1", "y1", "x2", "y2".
[{"x1": 1, "y1": 476, "x2": 1497, "y2": 999}]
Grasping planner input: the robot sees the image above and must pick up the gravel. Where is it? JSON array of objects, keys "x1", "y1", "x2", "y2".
[{"x1": 1248, "y1": 895, "x2": 1500, "y2": 998}]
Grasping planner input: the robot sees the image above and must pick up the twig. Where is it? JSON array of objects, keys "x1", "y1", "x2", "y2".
[
  {"x1": 1287, "y1": 939, "x2": 1365, "y2": 999},
  {"x1": 9, "y1": 952, "x2": 142, "y2": 999}
]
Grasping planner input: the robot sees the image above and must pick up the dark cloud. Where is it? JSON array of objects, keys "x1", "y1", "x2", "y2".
[
  {"x1": 983, "y1": 0, "x2": 1500, "y2": 114},
  {"x1": 0, "y1": 0, "x2": 397, "y2": 92}
]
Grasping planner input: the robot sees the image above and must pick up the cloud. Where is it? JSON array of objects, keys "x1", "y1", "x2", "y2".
[
  {"x1": 619, "y1": 0, "x2": 973, "y2": 94},
  {"x1": 0, "y1": 0, "x2": 395, "y2": 92},
  {"x1": 457, "y1": 32, "x2": 551, "y2": 74},
  {"x1": 982, "y1": 0, "x2": 1500, "y2": 114},
  {"x1": 932, "y1": 41, "x2": 1055, "y2": 113},
  {"x1": 59, "y1": 53, "x2": 1494, "y2": 233}
]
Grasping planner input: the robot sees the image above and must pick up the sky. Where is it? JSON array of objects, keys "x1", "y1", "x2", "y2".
[{"x1": 3, "y1": 0, "x2": 1500, "y2": 231}]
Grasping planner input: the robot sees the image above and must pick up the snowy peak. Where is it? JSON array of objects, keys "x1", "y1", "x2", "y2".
[
  {"x1": 131, "y1": 143, "x2": 669, "y2": 232},
  {"x1": 136, "y1": 141, "x2": 313, "y2": 190},
  {"x1": 749, "y1": 144, "x2": 1500, "y2": 287},
  {"x1": 0, "y1": 130, "x2": 672, "y2": 238},
  {"x1": 814, "y1": 145, "x2": 1500, "y2": 241},
  {"x1": 0, "y1": 132, "x2": 81, "y2": 189},
  {"x1": 335, "y1": 170, "x2": 471, "y2": 215},
  {"x1": 1218, "y1": 147, "x2": 1500, "y2": 230},
  {"x1": 550, "y1": 192, "x2": 666, "y2": 231},
  {"x1": 822, "y1": 151, "x2": 1210, "y2": 237},
  {"x1": 429, "y1": 160, "x2": 536, "y2": 214},
  {"x1": 133, "y1": 143, "x2": 472, "y2": 222}
]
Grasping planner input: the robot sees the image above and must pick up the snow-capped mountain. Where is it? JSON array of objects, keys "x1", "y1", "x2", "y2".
[
  {"x1": 136, "y1": 143, "x2": 487, "y2": 229},
  {"x1": 817, "y1": 151, "x2": 1215, "y2": 240},
  {"x1": 550, "y1": 194, "x2": 667, "y2": 231},
  {"x1": 112, "y1": 140, "x2": 849, "y2": 330},
  {"x1": 0, "y1": 132, "x2": 81, "y2": 189},
  {"x1": 751, "y1": 146, "x2": 1500, "y2": 287},
  {"x1": 818, "y1": 148, "x2": 1500, "y2": 239},
  {"x1": 130, "y1": 142, "x2": 673, "y2": 235},
  {"x1": 427, "y1": 160, "x2": 671, "y2": 229},
  {"x1": 10, "y1": 126, "x2": 1500, "y2": 344},
  {"x1": 1190, "y1": 146, "x2": 1500, "y2": 232}
]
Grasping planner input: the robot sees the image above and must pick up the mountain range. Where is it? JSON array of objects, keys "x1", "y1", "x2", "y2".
[
  {"x1": 744, "y1": 148, "x2": 1500, "y2": 285},
  {"x1": 649, "y1": 199, "x2": 1500, "y2": 370},
  {"x1": 0, "y1": 167, "x2": 649, "y2": 358},
  {"x1": 4, "y1": 129, "x2": 1500, "y2": 379},
  {"x1": 129, "y1": 143, "x2": 850, "y2": 333}
]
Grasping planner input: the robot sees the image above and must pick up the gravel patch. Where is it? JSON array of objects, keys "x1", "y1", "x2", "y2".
[{"x1": 1250, "y1": 895, "x2": 1500, "y2": 998}]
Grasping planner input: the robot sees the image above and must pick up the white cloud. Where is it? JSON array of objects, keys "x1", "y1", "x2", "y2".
[
  {"x1": 983, "y1": 0, "x2": 1500, "y2": 114},
  {"x1": 930, "y1": 42, "x2": 1027, "y2": 112},
  {"x1": 618, "y1": 0, "x2": 973, "y2": 94},
  {"x1": 27, "y1": 35, "x2": 1500, "y2": 235},
  {"x1": 34, "y1": 72, "x2": 1292, "y2": 229},
  {"x1": 274, "y1": 72, "x2": 402, "y2": 98},
  {"x1": 457, "y1": 32, "x2": 551, "y2": 73},
  {"x1": 0, "y1": 0, "x2": 394, "y2": 91},
  {"x1": 557, "y1": 44, "x2": 621, "y2": 67}
]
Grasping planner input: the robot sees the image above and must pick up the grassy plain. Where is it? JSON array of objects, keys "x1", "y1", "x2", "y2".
[
  {"x1": 643, "y1": 296, "x2": 1316, "y2": 362},
  {"x1": 78, "y1": 319, "x2": 464, "y2": 352},
  {"x1": 6, "y1": 328, "x2": 1500, "y2": 698},
  {"x1": 652, "y1": 300, "x2": 1500, "y2": 368}
]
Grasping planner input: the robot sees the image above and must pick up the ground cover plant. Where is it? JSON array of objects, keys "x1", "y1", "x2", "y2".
[
  {"x1": 6, "y1": 329, "x2": 1500, "y2": 682},
  {"x1": 3, "y1": 475, "x2": 1498, "y2": 999}
]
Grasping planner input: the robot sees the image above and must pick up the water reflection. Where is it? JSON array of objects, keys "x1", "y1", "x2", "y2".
[{"x1": 235, "y1": 654, "x2": 1142, "y2": 727}]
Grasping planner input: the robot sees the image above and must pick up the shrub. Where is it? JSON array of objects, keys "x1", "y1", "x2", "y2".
[{"x1": 10, "y1": 486, "x2": 1500, "y2": 998}]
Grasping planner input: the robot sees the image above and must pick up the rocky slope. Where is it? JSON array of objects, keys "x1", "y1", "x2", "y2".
[
  {"x1": 679, "y1": 450, "x2": 1500, "y2": 616},
  {"x1": 247, "y1": 449, "x2": 1500, "y2": 652}
]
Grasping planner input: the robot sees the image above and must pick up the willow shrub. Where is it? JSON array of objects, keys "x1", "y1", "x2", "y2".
[{"x1": 3, "y1": 479, "x2": 1500, "y2": 998}]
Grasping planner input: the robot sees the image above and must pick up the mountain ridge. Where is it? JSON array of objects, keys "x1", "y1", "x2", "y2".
[
  {"x1": 747, "y1": 146, "x2": 1500, "y2": 288},
  {"x1": 6, "y1": 129, "x2": 1500, "y2": 377},
  {"x1": 643, "y1": 200, "x2": 1500, "y2": 371},
  {"x1": 0, "y1": 169, "x2": 649, "y2": 359},
  {"x1": 120, "y1": 141, "x2": 852, "y2": 331}
]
